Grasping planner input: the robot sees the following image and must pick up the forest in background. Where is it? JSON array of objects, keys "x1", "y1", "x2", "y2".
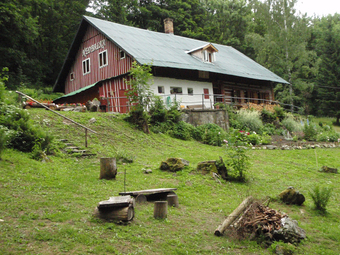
[{"x1": 0, "y1": 0, "x2": 339, "y2": 121}]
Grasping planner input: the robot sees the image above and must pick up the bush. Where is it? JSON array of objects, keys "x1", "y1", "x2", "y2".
[
  {"x1": 149, "y1": 96, "x2": 167, "y2": 125},
  {"x1": 317, "y1": 130, "x2": 340, "y2": 142},
  {"x1": 282, "y1": 116, "x2": 303, "y2": 133},
  {"x1": 261, "y1": 108, "x2": 276, "y2": 124},
  {"x1": 0, "y1": 128, "x2": 7, "y2": 159},
  {"x1": 247, "y1": 133, "x2": 261, "y2": 145},
  {"x1": 235, "y1": 109, "x2": 263, "y2": 133},
  {"x1": 0, "y1": 103, "x2": 55, "y2": 154},
  {"x1": 225, "y1": 147, "x2": 249, "y2": 182},
  {"x1": 303, "y1": 123, "x2": 318, "y2": 141},
  {"x1": 274, "y1": 106, "x2": 286, "y2": 121},
  {"x1": 168, "y1": 121, "x2": 194, "y2": 141},
  {"x1": 193, "y1": 123, "x2": 226, "y2": 146},
  {"x1": 309, "y1": 186, "x2": 333, "y2": 212}
]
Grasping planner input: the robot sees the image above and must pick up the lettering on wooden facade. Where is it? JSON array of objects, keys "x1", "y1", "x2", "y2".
[{"x1": 82, "y1": 39, "x2": 106, "y2": 57}]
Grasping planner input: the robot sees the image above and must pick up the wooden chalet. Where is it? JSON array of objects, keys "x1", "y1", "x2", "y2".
[{"x1": 53, "y1": 16, "x2": 289, "y2": 112}]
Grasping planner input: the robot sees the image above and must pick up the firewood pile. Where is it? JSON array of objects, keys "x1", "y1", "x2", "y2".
[
  {"x1": 234, "y1": 201, "x2": 287, "y2": 240},
  {"x1": 240, "y1": 103, "x2": 279, "y2": 113}
]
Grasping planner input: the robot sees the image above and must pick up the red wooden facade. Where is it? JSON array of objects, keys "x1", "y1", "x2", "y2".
[{"x1": 61, "y1": 25, "x2": 133, "y2": 112}]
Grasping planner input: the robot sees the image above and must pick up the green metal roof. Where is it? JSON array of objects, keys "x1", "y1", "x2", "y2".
[
  {"x1": 84, "y1": 15, "x2": 289, "y2": 84},
  {"x1": 54, "y1": 82, "x2": 98, "y2": 101}
]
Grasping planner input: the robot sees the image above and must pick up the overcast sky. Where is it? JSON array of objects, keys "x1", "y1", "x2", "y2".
[{"x1": 295, "y1": 0, "x2": 340, "y2": 17}]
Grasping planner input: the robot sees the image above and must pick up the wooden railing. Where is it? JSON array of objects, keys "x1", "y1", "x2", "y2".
[{"x1": 16, "y1": 91, "x2": 97, "y2": 147}]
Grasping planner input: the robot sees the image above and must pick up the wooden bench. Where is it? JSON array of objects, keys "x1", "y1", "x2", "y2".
[
  {"x1": 119, "y1": 188, "x2": 177, "y2": 203},
  {"x1": 186, "y1": 104, "x2": 204, "y2": 109}
]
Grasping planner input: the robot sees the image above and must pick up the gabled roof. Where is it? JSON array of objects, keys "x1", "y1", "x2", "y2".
[
  {"x1": 186, "y1": 43, "x2": 219, "y2": 54},
  {"x1": 54, "y1": 15, "x2": 288, "y2": 92}
]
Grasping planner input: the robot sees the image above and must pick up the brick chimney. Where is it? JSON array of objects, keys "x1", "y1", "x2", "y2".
[{"x1": 164, "y1": 18, "x2": 174, "y2": 34}]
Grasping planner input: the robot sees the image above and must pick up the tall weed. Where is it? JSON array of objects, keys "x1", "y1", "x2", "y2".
[{"x1": 281, "y1": 115, "x2": 303, "y2": 133}]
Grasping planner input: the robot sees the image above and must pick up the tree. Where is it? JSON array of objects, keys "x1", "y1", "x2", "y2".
[
  {"x1": 0, "y1": 0, "x2": 90, "y2": 89},
  {"x1": 246, "y1": 0, "x2": 316, "y2": 113},
  {"x1": 125, "y1": 62, "x2": 154, "y2": 133},
  {"x1": 312, "y1": 14, "x2": 340, "y2": 123},
  {"x1": 202, "y1": 0, "x2": 252, "y2": 52}
]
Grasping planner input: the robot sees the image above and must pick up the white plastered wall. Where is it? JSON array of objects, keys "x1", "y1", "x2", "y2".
[{"x1": 150, "y1": 77, "x2": 214, "y2": 109}]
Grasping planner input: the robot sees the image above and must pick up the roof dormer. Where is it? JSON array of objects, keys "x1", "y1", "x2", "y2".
[{"x1": 186, "y1": 43, "x2": 218, "y2": 63}]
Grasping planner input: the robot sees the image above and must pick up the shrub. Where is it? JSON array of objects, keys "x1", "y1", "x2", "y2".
[
  {"x1": 317, "y1": 130, "x2": 340, "y2": 142},
  {"x1": 0, "y1": 103, "x2": 55, "y2": 154},
  {"x1": 261, "y1": 108, "x2": 276, "y2": 124},
  {"x1": 235, "y1": 109, "x2": 263, "y2": 133},
  {"x1": 309, "y1": 186, "x2": 333, "y2": 212},
  {"x1": 274, "y1": 106, "x2": 286, "y2": 121},
  {"x1": 225, "y1": 147, "x2": 249, "y2": 182},
  {"x1": 281, "y1": 116, "x2": 303, "y2": 133},
  {"x1": 149, "y1": 96, "x2": 167, "y2": 125},
  {"x1": 168, "y1": 121, "x2": 194, "y2": 141},
  {"x1": 193, "y1": 123, "x2": 226, "y2": 146},
  {"x1": 303, "y1": 123, "x2": 318, "y2": 141},
  {"x1": 247, "y1": 133, "x2": 260, "y2": 145},
  {"x1": 260, "y1": 133, "x2": 272, "y2": 145},
  {"x1": 0, "y1": 128, "x2": 7, "y2": 159},
  {"x1": 262, "y1": 123, "x2": 276, "y2": 135}
]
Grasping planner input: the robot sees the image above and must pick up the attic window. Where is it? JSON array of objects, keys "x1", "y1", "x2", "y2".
[
  {"x1": 120, "y1": 50, "x2": 125, "y2": 59},
  {"x1": 187, "y1": 43, "x2": 218, "y2": 63},
  {"x1": 70, "y1": 72, "x2": 74, "y2": 81},
  {"x1": 99, "y1": 50, "x2": 108, "y2": 68},
  {"x1": 203, "y1": 50, "x2": 216, "y2": 63},
  {"x1": 82, "y1": 58, "x2": 90, "y2": 75}
]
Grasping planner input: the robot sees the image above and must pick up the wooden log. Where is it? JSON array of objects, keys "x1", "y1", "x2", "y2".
[
  {"x1": 214, "y1": 196, "x2": 254, "y2": 236},
  {"x1": 93, "y1": 205, "x2": 134, "y2": 221},
  {"x1": 154, "y1": 201, "x2": 167, "y2": 219},
  {"x1": 167, "y1": 194, "x2": 179, "y2": 207},
  {"x1": 97, "y1": 195, "x2": 134, "y2": 210},
  {"x1": 99, "y1": 158, "x2": 117, "y2": 180}
]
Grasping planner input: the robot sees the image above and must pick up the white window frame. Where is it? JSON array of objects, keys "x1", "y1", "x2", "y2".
[
  {"x1": 82, "y1": 58, "x2": 91, "y2": 75},
  {"x1": 170, "y1": 86, "x2": 183, "y2": 94},
  {"x1": 70, "y1": 72, "x2": 75, "y2": 81},
  {"x1": 120, "y1": 49, "x2": 126, "y2": 59},
  {"x1": 187, "y1": 88, "x2": 193, "y2": 95},
  {"x1": 99, "y1": 50, "x2": 108, "y2": 68},
  {"x1": 158, "y1": 86, "x2": 165, "y2": 94}
]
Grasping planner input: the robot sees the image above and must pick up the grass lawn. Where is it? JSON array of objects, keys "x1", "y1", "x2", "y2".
[{"x1": 0, "y1": 109, "x2": 339, "y2": 254}]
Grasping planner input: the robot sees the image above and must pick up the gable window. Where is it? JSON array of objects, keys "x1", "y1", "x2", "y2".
[
  {"x1": 82, "y1": 58, "x2": 90, "y2": 75},
  {"x1": 99, "y1": 50, "x2": 108, "y2": 68},
  {"x1": 170, "y1": 87, "x2": 182, "y2": 94},
  {"x1": 188, "y1": 88, "x2": 193, "y2": 95},
  {"x1": 120, "y1": 49, "x2": 126, "y2": 59},
  {"x1": 70, "y1": 72, "x2": 74, "y2": 81},
  {"x1": 203, "y1": 50, "x2": 215, "y2": 63},
  {"x1": 158, "y1": 86, "x2": 164, "y2": 94}
]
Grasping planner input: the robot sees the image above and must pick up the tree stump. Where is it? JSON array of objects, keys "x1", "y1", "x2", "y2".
[
  {"x1": 136, "y1": 194, "x2": 147, "y2": 204},
  {"x1": 93, "y1": 205, "x2": 134, "y2": 221},
  {"x1": 100, "y1": 158, "x2": 117, "y2": 179},
  {"x1": 154, "y1": 201, "x2": 167, "y2": 219},
  {"x1": 167, "y1": 194, "x2": 179, "y2": 207}
]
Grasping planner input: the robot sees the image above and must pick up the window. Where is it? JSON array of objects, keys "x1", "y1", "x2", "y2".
[
  {"x1": 82, "y1": 58, "x2": 90, "y2": 75},
  {"x1": 99, "y1": 50, "x2": 108, "y2": 68},
  {"x1": 70, "y1": 72, "x2": 74, "y2": 81},
  {"x1": 188, "y1": 88, "x2": 193, "y2": 95},
  {"x1": 120, "y1": 49, "x2": 126, "y2": 59},
  {"x1": 203, "y1": 50, "x2": 215, "y2": 63},
  {"x1": 170, "y1": 87, "x2": 182, "y2": 94},
  {"x1": 158, "y1": 86, "x2": 164, "y2": 94},
  {"x1": 203, "y1": 88, "x2": 209, "y2": 99}
]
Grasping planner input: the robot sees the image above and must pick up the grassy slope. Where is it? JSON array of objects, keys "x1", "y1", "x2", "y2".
[{"x1": 0, "y1": 109, "x2": 339, "y2": 255}]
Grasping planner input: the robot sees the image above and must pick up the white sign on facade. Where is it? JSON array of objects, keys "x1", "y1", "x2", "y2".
[{"x1": 82, "y1": 39, "x2": 106, "y2": 57}]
